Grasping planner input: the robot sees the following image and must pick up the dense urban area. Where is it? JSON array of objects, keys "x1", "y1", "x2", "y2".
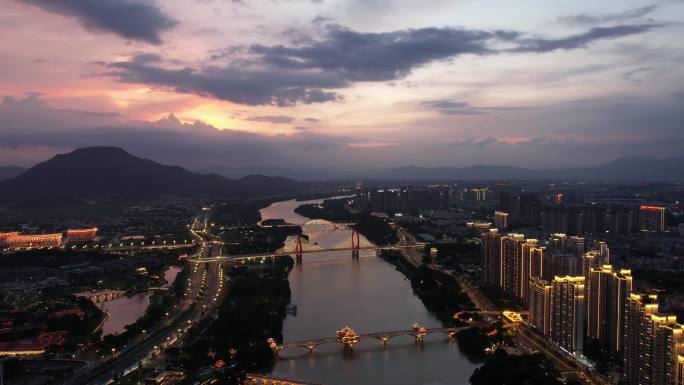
[{"x1": 1, "y1": 174, "x2": 683, "y2": 385}]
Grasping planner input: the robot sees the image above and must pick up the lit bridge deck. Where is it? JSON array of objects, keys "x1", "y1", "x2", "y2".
[
  {"x1": 189, "y1": 244, "x2": 424, "y2": 264},
  {"x1": 273, "y1": 326, "x2": 469, "y2": 354}
]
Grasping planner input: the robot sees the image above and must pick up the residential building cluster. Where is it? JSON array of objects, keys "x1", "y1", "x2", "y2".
[
  {"x1": 541, "y1": 204, "x2": 666, "y2": 235},
  {"x1": 354, "y1": 186, "x2": 500, "y2": 213},
  {"x1": 481, "y1": 229, "x2": 684, "y2": 385},
  {"x1": 356, "y1": 186, "x2": 451, "y2": 212},
  {"x1": 499, "y1": 192, "x2": 666, "y2": 234}
]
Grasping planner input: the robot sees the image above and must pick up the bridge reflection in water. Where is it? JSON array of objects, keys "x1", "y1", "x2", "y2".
[
  {"x1": 79, "y1": 290, "x2": 126, "y2": 303},
  {"x1": 268, "y1": 324, "x2": 468, "y2": 355},
  {"x1": 245, "y1": 373, "x2": 325, "y2": 385}
]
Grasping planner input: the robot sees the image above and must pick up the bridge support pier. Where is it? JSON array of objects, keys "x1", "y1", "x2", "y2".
[{"x1": 295, "y1": 234, "x2": 303, "y2": 263}]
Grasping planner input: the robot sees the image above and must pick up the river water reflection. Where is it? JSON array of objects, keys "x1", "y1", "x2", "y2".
[
  {"x1": 260, "y1": 198, "x2": 478, "y2": 385},
  {"x1": 98, "y1": 265, "x2": 182, "y2": 336},
  {"x1": 98, "y1": 292, "x2": 151, "y2": 337}
]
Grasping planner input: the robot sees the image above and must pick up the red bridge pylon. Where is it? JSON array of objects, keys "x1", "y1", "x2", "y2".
[
  {"x1": 351, "y1": 229, "x2": 360, "y2": 250},
  {"x1": 351, "y1": 229, "x2": 360, "y2": 259},
  {"x1": 295, "y1": 234, "x2": 303, "y2": 262}
]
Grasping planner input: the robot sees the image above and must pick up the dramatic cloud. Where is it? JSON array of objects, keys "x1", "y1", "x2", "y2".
[
  {"x1": 106, "y1": 54, "x2": 343, "y2": 106},
  {"x1": 23, "y1": 0, "x2": 177, "y2": 44},
  {"x1": 102, "y1": 22, "x2": 658, "y2": 106},
  {"x1": 249, "y1": 25, "x2": 511, "y2": 81},
  {"x1": 560, "y1": 5, "x2": 658, "y2": 25},
  {"x1": 0, "y1": 96, "x2": 352, "y2": 172},
  {"x1": 513, "y1": 24, "x2": 659, "y2": 53},
  {"x1": 2, "y1": 0, "x2": 680, "y2": 172},
  {"x1": 3, "y1": 94, "x2": 683, "y2": 173}
]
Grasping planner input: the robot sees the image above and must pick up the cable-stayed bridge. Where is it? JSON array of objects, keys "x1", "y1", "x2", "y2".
[{"x1": 189, "y1": 219, "x2": 426, "y2": 263}]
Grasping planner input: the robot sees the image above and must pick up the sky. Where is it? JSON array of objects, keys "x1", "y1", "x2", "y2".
[{"x1": 1, "y1": 0, "x2": 683, "y2": 173}]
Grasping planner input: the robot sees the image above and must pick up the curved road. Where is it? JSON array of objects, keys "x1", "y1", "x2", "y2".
[{"x1": 75, "y1": 214, "x2": 225, "y2": 385}]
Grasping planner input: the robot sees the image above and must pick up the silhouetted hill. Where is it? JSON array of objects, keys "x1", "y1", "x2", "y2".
[
  {"x1": 552, "y1": 156, "x2": 684, "y2": 181},
  {"x1": 199, "y1": 165, "x2": 332, "y2": 181},
  {"x1": 369, "y1": 156, "x2": 684, "y2": 181},
  {"x1": 0, "y1": 147, "x2": 306, "y2": 207},
  {"x1": 0, "y1": 166, "x2": 25, "y2": 181}
]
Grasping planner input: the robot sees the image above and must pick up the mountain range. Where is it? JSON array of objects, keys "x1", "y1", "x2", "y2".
[
  {"x1": 367, "y1": 156, "x2": 684, "y2": 181},
  {"x1": 0, "y1": 148, "x2": 681, "y2": 208},
  {"x1": 196, "y1": 156, "x2": 684, "y2": 181},
  {"x1": 0, "y1": 147, "x2": 309, "y2": 208}
]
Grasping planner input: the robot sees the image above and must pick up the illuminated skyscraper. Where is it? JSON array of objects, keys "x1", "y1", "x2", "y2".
[
  {"x1": 521, "y1": 239, "x2": 544, "y2": 303},
  {"x1": 587, "y1": 265, "x2": 632, "y2": 353},
  {"x1": 481, "y1": 229, "x2": 501, "y2": 286},
  {"x1": 529, "y1": 277, "x2": 552, "y2": 336},
  {"x1": 625, "y1": 293, "x2": 660, "y2": 385},
  {"x1": 624, "y1": 293, "x2": 684, "y2": 385},
  {"x1": 652, "y1": 322, "x2": 684, "y2": 385},
  {"x1": 550, "y1": 275, "x2": 585, "y2": 354},
  {"x1": 501, "y1": 233, "x2": 526, "y2": 299}
]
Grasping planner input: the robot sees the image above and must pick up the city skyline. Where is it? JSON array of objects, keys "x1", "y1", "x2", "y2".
[{"x1": 2, "y1": 0, "x2": 684, "y2": 170}]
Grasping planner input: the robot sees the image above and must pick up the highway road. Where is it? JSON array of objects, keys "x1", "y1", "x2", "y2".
[{"x1": 74, "y1": 213, "x2": 226, "y2": 385}]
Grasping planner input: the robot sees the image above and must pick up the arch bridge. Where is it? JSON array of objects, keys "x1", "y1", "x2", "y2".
[
  {"x1": 80, "y1": 290, "x2": 127, "y2": 303},
  {"x1": 267, "y1": 324, "x2": 468, "y2": 355}
]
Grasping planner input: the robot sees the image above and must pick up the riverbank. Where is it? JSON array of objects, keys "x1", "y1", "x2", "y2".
[
  {"x1": 211, "y1": 192, "x2": 347, "y2": 227},
  {"x1": 100, "y1": 265, "x2": 189, "y2": 352},
  {"x1": 166, "y1": 256, "x2": 294, "y2": 384},
  {"x1": 294, "y1": 198, "x2": 398, "y2": 245},
  {"x1": 378, "y1": 250, "x2": 475, "y2": 326}
]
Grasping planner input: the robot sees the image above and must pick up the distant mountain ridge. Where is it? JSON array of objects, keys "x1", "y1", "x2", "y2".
[
  {"x1": 196, "y1": 156, "x2": 684, "y2": 181},
  {"x1": 366, "y1": 156, "x2": 684, "y2": 181},
  {"x1": 198, "y1": 165, "x2": 333, "y2": 181},
  {"x1": 0, "y1": 147, "x2": 307, "y2": 207},
  {"x1": 0, "y1": 166, "x2": 25, "y2": 181}
]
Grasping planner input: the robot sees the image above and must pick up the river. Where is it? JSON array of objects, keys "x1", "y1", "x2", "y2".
[{"x1": 260, "y1": 198, "x2": 478, "y2": 385}]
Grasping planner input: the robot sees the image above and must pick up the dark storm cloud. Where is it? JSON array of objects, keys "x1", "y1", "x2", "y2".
[
  {"x1": 23, "y1": 0, "x2": 177, "y2": 44},
  {"x1": 245, "y1": 115, "x2": 295, "y2": 124},
  {"x1": 513, "y1": 24, "x2": 659, "y2": 53},
  {"x1": 250, "y1": 25, "x2": 507, "y2": 81},
  {"x1": 560, "y1": 5, "x2": 658, "y2": 25},
  {"x1": 102, "y1": 23, "x2": 657, "y2": 106},
  {"x1": 106, "y1": 54, "x2": 343, "y2": 106}
]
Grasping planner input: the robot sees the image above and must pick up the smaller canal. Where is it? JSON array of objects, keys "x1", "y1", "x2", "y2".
[{"x1": 96, "y1": 265, "x2": 182, "y2": 337}]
